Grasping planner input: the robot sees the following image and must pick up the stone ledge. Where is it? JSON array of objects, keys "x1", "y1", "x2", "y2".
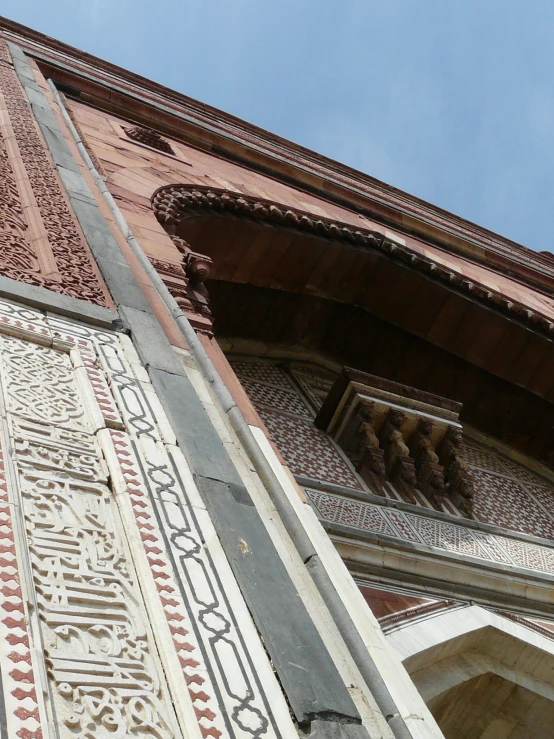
[
  {"x1": 0, "y1": 275, "x2": 118, "y2": 328},
  {"x1": 298, "y1": 475, "x2": 554, "y2": 550}
]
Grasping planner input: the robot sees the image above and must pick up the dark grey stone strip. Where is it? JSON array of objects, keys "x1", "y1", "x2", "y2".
[
  {"x1": 8, "y1": 44, "x2": 364, "y2": 731},
  {"x1": 0, "y1": 275, "x2": 118, "y2": 328},
  {"x1": 149, "y1": 366, "x2": 362, "y2": 725}
]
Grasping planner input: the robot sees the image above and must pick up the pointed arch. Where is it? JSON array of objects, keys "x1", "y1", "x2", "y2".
[{"x1": 388, "y1": 605, "x2": 554, "y2": 737}]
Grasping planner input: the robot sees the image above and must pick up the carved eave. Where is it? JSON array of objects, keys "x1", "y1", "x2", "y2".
[
  {"x1": 6, "y1": 14, "x2": 554, "y2": 299},
  {"x1": 150, "y1": 184, "x2": 554, "y2": 469},
  {"x1": 152, "y1": 185, "x2": 554, "y2": 340}
]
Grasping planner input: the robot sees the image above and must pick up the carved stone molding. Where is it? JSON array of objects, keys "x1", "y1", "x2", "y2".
[
  {"x1": 315, "y1": 368, "x2": 475, "y2": 514},
  {"x1": 147, "y1": 215, "x2": 214, "y2": 335},
  {"x1": 307, "y1": 487, "x2": 554, "y2": 577},
  {"x1": 124, "y1": 125, "x2": 174, "y2": 155},
  {"x1": 149, "y1": 253, "x2": 213, "y2": 335},
  {"x1": 151, "y1": 184, "x2": 554, "y2": 339}
]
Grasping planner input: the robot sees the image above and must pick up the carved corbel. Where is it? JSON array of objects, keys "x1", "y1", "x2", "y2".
[
  {"x1": 182, "y1": 246, "x2": 213, "y2": 324},
  {"x1": 381, "y1": 409, "x2": 417, "y2": 502},
  {"x1": 353, "y1": 404, "x2": 386, "y2": 494},
  {"x1": 152, "y1": 234, "x2": 214, "y2": 335},
  {"x1": 438, "y1": 426, "x2": 475, "y2": 516},
  {"x1": 410, "y1": 419, "x2": 446, "y2": 510},
  {"x1": 148, "y1": 257, "x2": 193, "y2": 311},
  {"x1": 184, "y1": 251, "x2": 212, "y2": 283}
]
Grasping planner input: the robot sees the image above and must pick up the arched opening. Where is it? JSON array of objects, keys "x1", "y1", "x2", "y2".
[
  {"x1": 388, "y1": 606, "x2": 554, "y2": 738},
  {"x1": 151, "y1": 184, "x2": 554, "y2": 471},
  {"x1": 429, "y1": 673, "x2": 554, "y2": 738}
]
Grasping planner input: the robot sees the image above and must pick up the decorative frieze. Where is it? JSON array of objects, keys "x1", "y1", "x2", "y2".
[
  {"x1": 0, "y1": 335, "x2": 182, "y2": 739},
  {"x1": 0, "y1": 38, "x2": 111, "y2": 306},
  {"x1": 104, "y1": 428, "x2": 224, "y2": 739},
  {"x1": 307, "y1": 488, "x2": 554, "y2": 576}
]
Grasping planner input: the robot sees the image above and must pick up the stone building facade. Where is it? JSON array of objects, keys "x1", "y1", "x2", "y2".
[{"x1": 0, "y1": 15, "x2": 551, "y2": 739}]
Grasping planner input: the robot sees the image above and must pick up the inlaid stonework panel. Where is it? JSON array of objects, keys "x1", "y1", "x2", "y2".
[
  {"x1": 0, "y1": 298, "x2": 295, "y2": 739},
  {"x1": 230, "y1": 360, "x2": 363, "y2": 490},
  {"x1": 307, "y1": 488, "x2": 554, "y2": 575},
  {"x1": 0, "y1": 335, "x2": 181, "y2": 739},
  {"x1": 464, "y1": 439, "x2": 554, "y2": 539}
]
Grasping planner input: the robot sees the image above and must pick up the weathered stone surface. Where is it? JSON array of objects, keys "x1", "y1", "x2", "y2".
[
  {"x1": 196, "y1": 474, "x2": 361, "y2": 726},
  {"x1": 120, "y1": 306, "x2": 185, "y2": 375},
  {"x1": 95, "y1": 256, "x2": 152, "y2": 312},
  {"x1": 305, "y1": 720, "x2": 368, "y2": 739},
  {"x1": 149, "y1": 366, "x2": 361, "y2": 723},
  {"x1": 149, "y1": 367, "x2": 242, "y2": 485},
  {"x1": 56, "y1": 164, "x2": 96, "y2": 202}
]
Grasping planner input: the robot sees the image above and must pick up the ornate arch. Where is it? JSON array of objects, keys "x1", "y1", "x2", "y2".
[
  {"x1": 151, "y1": 184, "x2": 554, "y2": 339},
  {"x1": 388, "y1": 605, "x2": 554, "y2": 736}
]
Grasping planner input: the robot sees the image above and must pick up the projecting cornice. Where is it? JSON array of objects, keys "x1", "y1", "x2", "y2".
[
  {"x1": 1, "y1": 15, "x2": 553, "y2": 300},
  {"x1": 152, "y1": 185, "x2": 554, "y2": 340}
]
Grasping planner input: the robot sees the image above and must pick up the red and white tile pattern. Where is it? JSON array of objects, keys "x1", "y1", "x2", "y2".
[
  {"x1": 307, "y1": 488, "x2": 554, "y2": 575},
  {"x1": 0, "y1": 446, "x2": 44, "y2": 739},
  {"x1": 232, "y1": 360, "x2": 363, "y2": 490},
  {"x1": 464, "y1": 439, "x2": 554, "y2": 539}
]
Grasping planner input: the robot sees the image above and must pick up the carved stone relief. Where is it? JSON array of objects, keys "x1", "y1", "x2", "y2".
[
  {"x1": 0, "y1": 49, "x2": 44, "y2": 287},
  {"x1": 124, "y1": 126, "x2": 175, "y2": 155},
  {"x1": 0, "y1": 335, "x2": 181, "y2": 739},
  {"x1": 316, "y1": 368, "x2": 474, "y2": 514},
  {"x1": 0, "y1": 301, "x2": 294, "y2": 739},
  {"x1": 0, "y1": 39, "x2": 111, "y2": 306}
]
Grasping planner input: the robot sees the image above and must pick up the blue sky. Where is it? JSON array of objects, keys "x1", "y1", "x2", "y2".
[{"x1": 2, "y1": 1, "x2": 553, "y2": 251}]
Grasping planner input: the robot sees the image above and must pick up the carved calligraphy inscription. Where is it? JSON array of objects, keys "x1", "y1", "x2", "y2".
[{"x1": 0, "y1": 336, "x2": 180, "y2": 738}]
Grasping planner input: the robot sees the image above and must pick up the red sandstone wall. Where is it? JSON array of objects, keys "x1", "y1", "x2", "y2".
[{"x1": 63, "y1": 99, "x2": 554, "y2": 321}]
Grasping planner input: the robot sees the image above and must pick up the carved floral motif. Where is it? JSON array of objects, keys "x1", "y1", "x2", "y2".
[
  {"x1": 124, "y1": 126, "x2": 174, "y2": 155},
  {"x1": 0, "y1": 39, "x2": 110, "y2": 306}
]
